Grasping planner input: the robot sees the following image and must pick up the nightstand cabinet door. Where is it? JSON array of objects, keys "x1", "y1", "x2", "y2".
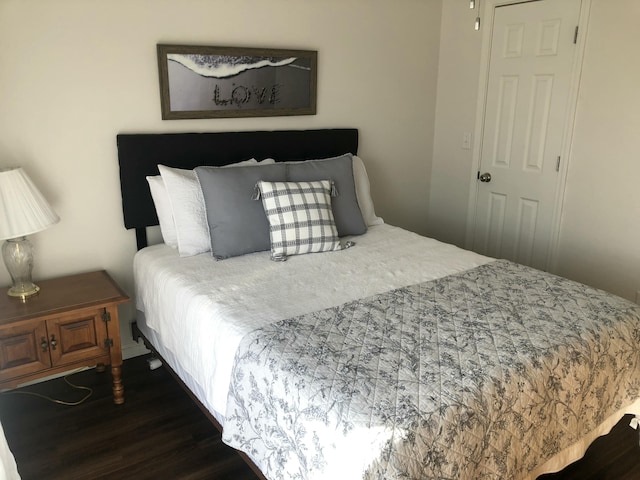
[
  {"x1": 0, "y1": 320, "x2": 51, "y2": 380},
  {"x1": 48, "y1": 307, "x2": 110, "y2": 367}
]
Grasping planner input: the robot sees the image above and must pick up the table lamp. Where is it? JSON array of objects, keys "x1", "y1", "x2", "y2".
[{"x1": 0, "y1": 167, "x2": 60, "y2": 299}]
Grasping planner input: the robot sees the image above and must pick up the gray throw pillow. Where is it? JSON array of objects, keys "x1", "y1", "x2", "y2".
[
  {"x1": 195, "y1": 163, "x2": 287, "y2": 259},
  {"x1": 286, "y1": 154, "x2": 367, "y2": 236}
]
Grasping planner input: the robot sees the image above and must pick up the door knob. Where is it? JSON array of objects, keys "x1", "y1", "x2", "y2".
[{"x1": 479, "y1": 172, "x2": 492, "y2": 183}]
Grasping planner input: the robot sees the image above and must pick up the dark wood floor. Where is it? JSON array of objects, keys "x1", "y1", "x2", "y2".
[
  {"x1": 0, "y1": 355, "x2": 257, "y2": 480},
  {"x1": 1, "y1": 354, "x2": 639, "y2": 479}
]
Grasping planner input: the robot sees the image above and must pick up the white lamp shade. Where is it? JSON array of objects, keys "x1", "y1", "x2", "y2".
[{"x1": 0, "y1": 167, "x2": 60, "y2": 240}]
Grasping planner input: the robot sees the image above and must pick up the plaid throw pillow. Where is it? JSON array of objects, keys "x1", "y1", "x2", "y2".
[{"x1": 257, "y1": 180, "x2": 342, "y2": 260}]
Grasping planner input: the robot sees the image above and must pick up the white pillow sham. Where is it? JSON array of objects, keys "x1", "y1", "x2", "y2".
[
  {"x1": 146, "y1": 175, "x2": 179, "y2": 248},
  {"x1": 352, "y1": 155, "x2": 384, "y2": 227},
  {"x1": 158, "y1": 165, "x2": 210, "y2": 257}
]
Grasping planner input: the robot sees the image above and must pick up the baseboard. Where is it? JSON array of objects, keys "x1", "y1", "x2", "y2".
[{"x1": 122, "y1": 338, "x2": 150, "y2": 360}]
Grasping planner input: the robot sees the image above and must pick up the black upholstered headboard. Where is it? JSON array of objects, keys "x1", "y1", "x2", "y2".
[{"x1": 117, "y1": 129, "x2": 359, "y2": 249}]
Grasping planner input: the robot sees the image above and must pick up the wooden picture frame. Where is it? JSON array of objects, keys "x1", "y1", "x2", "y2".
[{"x1": 157, "y1": 44, "x2": 317, "y2": 120}]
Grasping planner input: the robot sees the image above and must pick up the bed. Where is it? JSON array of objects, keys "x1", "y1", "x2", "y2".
[{"x1": 117, "y1": 129, "x2": 640, "y2": 480}]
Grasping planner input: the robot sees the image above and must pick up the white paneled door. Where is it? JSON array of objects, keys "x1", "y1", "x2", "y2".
[{"x1": 472, "y1": 0, "x2": 582, "y2": 270}]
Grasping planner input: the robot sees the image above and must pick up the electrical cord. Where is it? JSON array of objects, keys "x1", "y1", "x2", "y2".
[{"x1": 0, "y1": 368, "x2": 93, "y2": 406}]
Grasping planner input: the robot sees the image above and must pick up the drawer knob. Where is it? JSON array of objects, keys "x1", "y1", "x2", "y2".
[
  {"x1": 41, "y1": 337, "x2": 48, "y2": 352},
  {"x1": 50, "y1": 335, "x2": 58, "y2": 350}
]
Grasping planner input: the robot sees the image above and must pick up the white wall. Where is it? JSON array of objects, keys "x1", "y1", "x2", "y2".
[
  {"x1": 428, "y1": 1, "x2": 481, "y2": 247},
  {"x1": 0, "y1": 0, "x2": 442, "y2": 356},
  {"x1": 554, "y1": 0, "x2": 640, "y2": 300},
  {"x1": 429, "y1": 0, "x2": 640, "y2": 301}
]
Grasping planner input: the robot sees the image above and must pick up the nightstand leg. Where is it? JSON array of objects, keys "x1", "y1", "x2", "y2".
[{"x1": 111, "y1": 364, "x2": 125, "y2": 404}]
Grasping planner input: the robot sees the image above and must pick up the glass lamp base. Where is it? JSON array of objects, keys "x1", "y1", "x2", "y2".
[{"x1": 2, "y1": 236, "x2": 40, "y2": 301}]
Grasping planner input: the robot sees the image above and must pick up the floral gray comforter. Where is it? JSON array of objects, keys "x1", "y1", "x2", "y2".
[{"x1": 222, "y1": 260, "x2": 640, "y2": 479}]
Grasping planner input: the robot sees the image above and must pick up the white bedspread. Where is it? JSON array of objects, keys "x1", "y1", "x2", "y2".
[{"x1": 134, "y1": 224, "x2": 492, "y2": 419}]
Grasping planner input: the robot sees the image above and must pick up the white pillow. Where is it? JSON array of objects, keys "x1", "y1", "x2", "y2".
[
  {"x1": 146, "y1": 175, "x2": 178, "y2": 248},
  {"x1": 352, "y1": 155, "x2": 384, "y2": 227},
  {"x1": 154, "y1": 158, "x2": 275, "y2": 256},
  {"x1": 158, "y1": 165, "x2": 210, "y2": 256}
]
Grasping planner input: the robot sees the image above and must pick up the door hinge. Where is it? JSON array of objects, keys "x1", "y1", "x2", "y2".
[
  {"x1": 102, "y1": 312, "x2": 111, "y2": 322},
  {"x1": 104, "y1": 338, "x2": 114, "y2": 348},
  {"x1": 573, "y1": 26, "x2": 579, "y2": 44},
  {"x1": 556, "y1": 156, "x2": 561, "y2": 172}
]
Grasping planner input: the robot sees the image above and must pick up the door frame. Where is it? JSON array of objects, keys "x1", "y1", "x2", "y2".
[{"x1": 464, "y1": 0, "x2": 591, "y2": 271}]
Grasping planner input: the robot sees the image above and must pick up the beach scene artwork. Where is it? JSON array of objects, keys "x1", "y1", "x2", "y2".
[{"x1": 158, "y1": 46, "x2": 316, "y2": 119}]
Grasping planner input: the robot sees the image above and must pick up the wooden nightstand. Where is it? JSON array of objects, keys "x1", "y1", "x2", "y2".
[{"x1": 0, "y1": 270, "x2": 130, "y2": 404}]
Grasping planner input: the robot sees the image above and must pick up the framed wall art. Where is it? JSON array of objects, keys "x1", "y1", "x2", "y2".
[{"x1": 157, "y1": 44, "x2": 317, "y2": 120}]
